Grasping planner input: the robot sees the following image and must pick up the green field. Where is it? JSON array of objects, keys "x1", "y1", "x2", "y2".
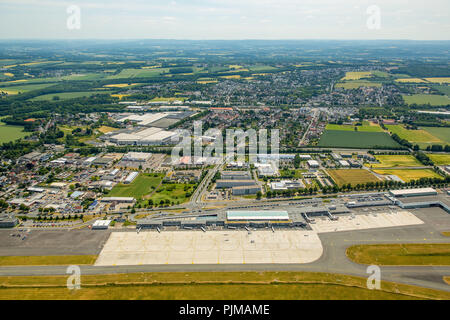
[
  {"x1": 386, "y1": 125, "x2": 443, "y2": 148},
  {"x1": 325, "y1": 123, "x2": 384, "y2": 132},
  {"x1": 335, "y1": 81, "x2": 381, "y2": 89},
  {"x1": 248, "y1": 65, "x2": 277, "y2": 72},
  {"x1": 432, "y1": 85, "x2": 450, "y2": 96},
  {"x1": 0, "y1": 119, "x2": 29, "y2": 144},
  {"x1": 421, "y1": 127, "x2": 450, "y2": 145},
  {"x1": 150, "y1": 183, "x2": 195, "y2": 205},
  {"x1": 373, "y1": 169, "x2": 442, "y2": 182},
  {"x1": 0, "y1": 83, "x2": 56, "y2": 94},
  {"x1": 341, "y1": 71, "x2": 373, "y2": 80},
  {"x1": 402, "y1": 94, "x2": 450, "y2": 106},
  {"x1": 106, "y1": 68, "x2": 170, "y2": 79},
  {"x1": 1, "y1": 271, "x2": 448, "y2": 300},
  {"x1": 107, "y1": 173, "x2": 164, "y2": 201},
  {"x1": 30, "y1": 90, "x2": 113, "y2": 101},
  {"x1": 317, "y1": 130, "x2": 400, "y2": 149},
  {"x1": 427, "y1": 154, "x2": 450, "y2": 165},
  {"x1": 347, "y1": 244, "x2": 450, "y2": 266},
  {"x1": 370, "y1": 155, "x2": 422, "y2": 168},
  {"x1": 327, "y1": 169, "x2": 380, "y2": 187}
]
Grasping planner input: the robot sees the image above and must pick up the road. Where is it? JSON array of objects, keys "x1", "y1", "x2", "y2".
[{"x1": 299, "y1": 108, "x2": 319, "y2": 146}]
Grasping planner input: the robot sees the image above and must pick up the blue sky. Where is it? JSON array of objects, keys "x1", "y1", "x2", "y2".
[{"x1": 1, "y1": 0, "x2": 449, "y2": 40}]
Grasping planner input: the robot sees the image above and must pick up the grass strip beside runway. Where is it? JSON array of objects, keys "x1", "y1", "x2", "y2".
[
  {"x1": 0, "y1": 272, "x2": 449, "y2": 300},
  {"x1": 346, "y1": 244, "x2": 450, "y2": 266},
  {"x1": 0, "y1": 255, "x2": 98, "y2": 266}
]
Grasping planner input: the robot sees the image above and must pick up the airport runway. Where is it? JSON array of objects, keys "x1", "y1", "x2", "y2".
[{"x1": 1, "y1": 222, "x2": 449, "y2": 292}]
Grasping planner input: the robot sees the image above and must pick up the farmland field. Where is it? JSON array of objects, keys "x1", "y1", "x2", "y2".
[
  {"x1": 106, "y1": 68, "x2": 169, "y2": 79},
  {"x1": 386, "y1": 125, "x2": 443, "y2": 147},
  {"x1": 341, "y1": 71, "x2": 372, "y2": 80},
  {"x1": 317, "y1": 130, "x2": 401, "y2": 149},
  {"x1": 248, "y1": 65, "x2": 277, "y2": 72},
  {"x1": 30, "y1": 90, "x2": 113, "y2": 101},
  {"x1": 107, "y1": 173, "x2": 164, "y2": 201},
  {"x1": 325, "y1": 123, "x2": 384, "y2": 132},
  {"x1": 395, "y1": 78, "x2": 428, "y2": 83},
  {"x1": 335, "y1": 81, "x2": 381, "y2": 89},
  {"x1": 402, "y1": 94, "x2": 450, "y2": 106},
  {"x1": 0, "y1": 120, "x2": 29, "y2": 144},
  {"x1": 421, "y1": 127, "x2": 450, "y2": 145},
  {"x1": 373, "y1": 169, "x2": 443, "y2": 182},
  {"x1": 0, "y1": 83, "x2": 57, "y2": 95},
  {"x1": 370, "y1": 155, "x2": 422, "y2": 168},
  {"x1": 427, "y1": 154, "x2": 450, "y2": 165},
  {"x1": 424, "y1": 78, "x2": 450, "y2": 84},
  {"x1": 327, "y1": 169, "x2": 380, "y2": 187}
]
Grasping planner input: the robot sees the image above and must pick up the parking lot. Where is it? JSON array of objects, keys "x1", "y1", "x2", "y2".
[
  {"x1": 310, "y1": 210, "x2": 424, "y2": 233},
  {"x1": 95, "y1": 230, "x2": 323, "y2": 266}
]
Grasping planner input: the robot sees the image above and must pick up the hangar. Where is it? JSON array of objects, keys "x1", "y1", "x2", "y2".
[
  {"x1": 227, "y1": 210, "x2": 289, "y2": 221},
  {"x1": 389, "y1": 188, "x2": 437, "y2": 198}
]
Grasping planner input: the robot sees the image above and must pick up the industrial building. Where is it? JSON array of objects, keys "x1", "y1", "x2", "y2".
[
  {"x1": 92, "y1": 220, "x2": 112, "y2": 230},
  {"x1": 122, "y1": 152, "x2": 152, "y2": 162},
  {"x1": 227, "y1": 210, "x2": 290, "y2": 221},
  {"x1": 109, "y1": 127, "x2": 178, "y2": 146},
  {"x1": 124, "y1": 172, "x2": 138, "y2": 184},
  {"x1": 221, "y1": 171, "x2": 252, "y2": 180},
  {"x1": 270, "y1": 180, "x2": 305, "y2": 190},
  {"x1": 338, "y1": 160, "x2": 350, "y2": 167},
  {"x1": 216, "y1": 179, "x2": 257, "y2": 188},
  {"x1": 389, "y1": 188, "x2": 437, "y2": 198},
  {"x1": 0, "y1": 214, "x2": 18, "y2": 228},
  {"x1": 231, "y1": 185, "x2": 261, "y2": 195},
  {"x1": 255, "y1": 163, "x2": 278, "y2": 176},
  {"x1": 307, "y1": 160, "x2": 319, "y2": 168}
]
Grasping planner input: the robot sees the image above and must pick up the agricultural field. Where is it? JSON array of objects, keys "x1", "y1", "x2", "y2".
[
  {"x1": 327, "y1": 169, "x2": 380, "y2": 187},
  {"x1": 30, "y1": 90, "x2": 113, "y2": 101},
  {"x1": 386, "y1": 125, "x2": 444, "y2": 147},
  {"x1": 373, "y1": 169, "x2": 443, "y2": 182},
  {"x1": 421, "y1": 127, "x2": 450, "y2": 145},
  {"x1": 424, "y1": 78, "x2": 450, "y2": 84},
  {"x1": 335, "y1": 81, "x2": 381, "y2": 89},
  {"x1": 107, "y1": 173, "x2": 164, "y2": 202},
  {"x1": 103, "y1": 83, "x2": 141, "y2": 88},
  {"x1": 197, "y1": 78, "x2": 218, "y2": 84},
  {"x1": 248, "y1": 65, "x2": 277, "y2": 72},
  {"x1": 0, "y1": 118, "x2": 29, "y2": 144},
  {"x1": 369, "y1": 155, "x2": 423, "y2": 168},
  {"x1": 106, "y1": 68, "x2": 170, "y2": 79},
  {"x1": 317, "y1": 131, "x2": 401, "y2": 149},
  {"x1": 325, "y1": 122, "x2": 384, "y2": 132},
  {"x1": 0, "y1": 83, "x2": 56, "y2": 94},
  {"x1": 427, "y1": 154, "x2": 450, "y2": 165},
  {"x1": 341, "y1": 71, "x2": 373, "y2": 80},
  {"x1": 395, "y1": 78, "x2": 428, "y2": 83},
  {"x1": 402, "y1": 94, "x2": 450, "y2": 106},
  {"x1": 433, "y1": 85, "x2": 450, "y2": 96}
]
